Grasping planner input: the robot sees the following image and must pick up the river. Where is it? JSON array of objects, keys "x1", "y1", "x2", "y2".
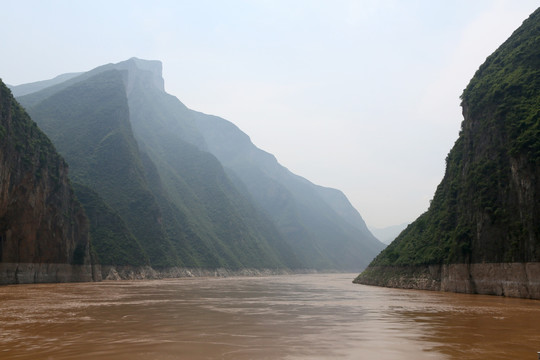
[{"x1": 0, "y1": 273, "x2": 539, "y2": 359}]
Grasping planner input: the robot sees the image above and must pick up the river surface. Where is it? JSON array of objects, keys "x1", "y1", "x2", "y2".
[{"x1": 1, "y1": 273, "x2": 540, "y2": 359}]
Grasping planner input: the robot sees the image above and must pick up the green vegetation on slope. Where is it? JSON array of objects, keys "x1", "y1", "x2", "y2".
[
  {"x1": 72, "y1": 183, "x2": 149, "y2": 266},
  {"x1": 0, "y1": 79, "x2": 64, "y2": 182},
  {"x1": 23, "y1": 70, "x2": 179, "y2": 268},
  {"x1": 0, "y1": 79, "x2": 91, "y2": 266},
  {"x1": 463, "y1": 9, "x2": 540, "y2": 162},
  {"x1": 125, "y1": 64, "x2": 300, "y2": 269},
  {"x1": 366, "y1": 8, "x2": 540, "y2": 268},
  {"x1": 18, "y1": 61, "x2": 301, "y2": 270}
]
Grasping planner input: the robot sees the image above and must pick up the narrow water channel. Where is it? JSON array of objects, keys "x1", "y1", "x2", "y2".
[{"x1": 1, "y1": 273, "x2": 539, "y2": 359}]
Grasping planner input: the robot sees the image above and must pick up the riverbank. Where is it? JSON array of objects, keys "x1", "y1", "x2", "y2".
[
  {"x1": 99, "y1": 265, "x2": 325, "y2": 281},
  {"x1": 0, "y1": 262, "x2": 338, "y2": 285},
  {"x1": 0, "y1": 263, "x2": 98, "y2": 284},
  {"x1": 354, "y1": 262, "x2": 540, "y2": 299}
]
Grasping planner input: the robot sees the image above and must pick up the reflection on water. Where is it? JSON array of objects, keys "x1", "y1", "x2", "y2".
[{"x1": 0, "y1": 273, "x2": 539, "y2": 359}]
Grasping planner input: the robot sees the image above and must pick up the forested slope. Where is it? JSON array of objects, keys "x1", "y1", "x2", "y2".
[{"x1": 355, "y1": 8, "x2": 540, "y2": 298}]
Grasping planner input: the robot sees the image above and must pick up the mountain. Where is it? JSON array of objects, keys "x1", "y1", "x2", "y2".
[
  {"x1": 117, "y1": 60, "x2": 299, "y2": 270},
  {"x1": 23, "y1": 69, "x2": 182, "y2": 268},
  {"x1": 17, "y1": 63, "x2": 300, "y2": 272},
  {"x1": 355, "y1": 8, "x2": 540, "y2": 299},
  {"x1": 193, "y1": 111, "x2": 385, "y2": 269},
  {"x1": 118, "y1": 58, "x2": 383, "y2": 270},
  {"x1": 0, "y1": 79, "x2": 96, "y2": 284},
  {"x1": 369, "y1": 223, "x2": 409, "y2": 245},
  {"x1": 16, "y1": 57, "x2": 383, "y2": 273}
]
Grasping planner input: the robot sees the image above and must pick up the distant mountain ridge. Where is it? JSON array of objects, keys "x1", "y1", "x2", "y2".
[
  {"x1": 193, "y1": 111, "x2": 384, "y2": 269},
  {"x1": 14, "y1": 57, "x2": 383, "y2": 273},
  {"x1": 9, "y1": 72, "x2": 82, "y2": 97},
  {"x1": 369, "y1": 223, "x2": 409, "y2": 245}
]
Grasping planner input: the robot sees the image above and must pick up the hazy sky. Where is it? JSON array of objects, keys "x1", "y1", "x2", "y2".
[{"x1": 1, "y1": 0, "x2": 538, "y2": 228}]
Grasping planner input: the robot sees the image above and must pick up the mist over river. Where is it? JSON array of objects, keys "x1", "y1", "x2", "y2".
[{"x1": 1, "y1": 273, "x2": 539, "y2": 359}]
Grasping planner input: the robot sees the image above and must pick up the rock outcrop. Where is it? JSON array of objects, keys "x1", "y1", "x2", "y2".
[
  {"x1": 0, "y1": 79, "x2": 97, "y2": 284},
  {"x1": 357, "y1": 263, "x2": 540, "y2": 299}
]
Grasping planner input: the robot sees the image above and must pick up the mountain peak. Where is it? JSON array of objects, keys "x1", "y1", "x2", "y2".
[
  {"x1": 126, "y1": 57, "x2": 163, "y2": 75},
  {"x1": 116, "y1": 57, "x2": 165, "y2": 93}
]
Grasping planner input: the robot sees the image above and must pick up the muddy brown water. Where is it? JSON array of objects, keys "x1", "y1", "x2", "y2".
[{"x1": 1, "y1": 273, "x2": 539, "y2": 359}]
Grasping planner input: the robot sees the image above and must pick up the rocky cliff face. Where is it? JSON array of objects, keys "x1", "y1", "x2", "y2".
[
  {"x1": 0, "y1": 79, "x2": 96, "y2": 284},
  {"x1": 355, "y1": 8, "x2": 540, "y2": 298}
]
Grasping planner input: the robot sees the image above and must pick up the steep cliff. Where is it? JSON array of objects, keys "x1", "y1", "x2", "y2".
[
  {"x1": 121, "y1": 61, "x2": 300, "y2": 270},
  {"x1": 25, "y1": 70, "x2": 181, "y2": 269},
  {"x1": 355, "y1": 8, "x2": 540, "y2": 298},
  {"x1": 0, "y1": 80, "x2": 96, "y2": 284}
]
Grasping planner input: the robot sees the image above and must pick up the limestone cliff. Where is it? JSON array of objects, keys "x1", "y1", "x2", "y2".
[
  {"x1": 0, "y1": 79, "x2": 96, "y2": 284},
  {"x1": 355, "y1": 8, "x2": 540, "y2": 298}
]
